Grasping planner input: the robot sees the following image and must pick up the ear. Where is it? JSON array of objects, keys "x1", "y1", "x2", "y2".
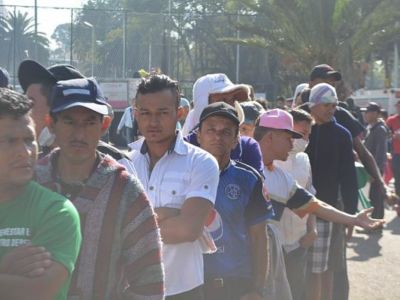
[
  {"x1": 45, "y1": 114, "x2": 55, "y2": 133},
  {"x1": 232, "y1": 133, "x2": 239, "y2": 150},
  {"x1": 177, "y1": 106, "x2": 184, "y2": 120},
  {"x1": 44, "y1": 114, "x2": 52, "y2": 127},
  {"x1": 101, "y1": 116, "x2": 112, "y2": 133}
]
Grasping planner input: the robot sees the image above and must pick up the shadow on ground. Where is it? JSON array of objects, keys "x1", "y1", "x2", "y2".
[
  {"x1": 347, "y1": 233, "x2": 383, "y2": 261},
  {"x1": 385, "y1": 213, "x2": 400, "y2": 235}
]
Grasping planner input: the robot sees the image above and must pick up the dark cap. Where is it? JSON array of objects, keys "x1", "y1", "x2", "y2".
[
  {"x1": 50, "y1": 78, "x2": 108, "y2": 115},
  {"x1": 199, "y1": 101, "x2": 242, "y2": 125},
  {"x1": 18, "y1": 60, "x2": 85, "y2": 92},
  {"x1": 240, "y1": 101, "x2": 264, "y2": 124},
  {"x1": 360, "y1": 102, "x2": 381, "y2": 113},
  {"x1": 0, "y1": 67, "x2": 10, "y2": 88},
  {"x1": 310, "y1": 64, "x2": 342, "y2": 81}
]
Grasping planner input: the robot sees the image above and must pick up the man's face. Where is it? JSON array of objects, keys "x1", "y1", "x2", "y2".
[
  {"x1": 135, "y1": 90, "x2": 180, "y2": 144},
  {"x1": 239, "y1": 123, "x2": 255, "y2": 138},
  {"x1": 209, "y1": 88, "x2": 248, "y2": 106},
  {"x1": 180, "y1": 106, "x2": 190, "y2": 122},
  {"x1": 0, "y1": 114, "x2": 37, "y2": 192},
  {"x1": 364, "y1": 111, "x2": 379, "y2": 124},
  {"x1": 50, "y1": 107, "x2": 105, "y2": 164},
  {"x1": 310, "y1": 103, "x2": 337, "y2": 124},
  {"x1": 26, "y1": 83, "x2": 50, "y2": 136},
  {"x1": 197, "y1": 115, "x2": 238, "y2": 159},
  {"x1": 259, "y1": 129, "x2": 293, "y2": 163}
]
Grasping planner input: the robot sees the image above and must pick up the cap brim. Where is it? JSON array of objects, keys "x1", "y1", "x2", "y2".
[
  {"x1": 51, "y1": 102, "x2": 108, "y2": 115},
  {"x1": 200, "y1": 111, "x2": 240, "y2": 126},
  {"x1": 18, "y1": 60, "x2": 57, "y2": 92},
  {"x1": 325, "y1": 71, "x2": 342, "y2": 81},
  {"x1": 213, "y1": 84, "x2": 249, "y2": 95},
  {"x1": 286, "y1": 129, "x2": 303, "y2": 139}
]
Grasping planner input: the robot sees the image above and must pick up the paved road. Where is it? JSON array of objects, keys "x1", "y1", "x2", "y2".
[{"x1": 348, "y1": 208, "x2": 400, "y2": 300}]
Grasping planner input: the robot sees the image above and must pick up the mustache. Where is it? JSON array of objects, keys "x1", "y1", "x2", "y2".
[{"x1": 70, "y1": 140, "x2": 88, "y2": 146}]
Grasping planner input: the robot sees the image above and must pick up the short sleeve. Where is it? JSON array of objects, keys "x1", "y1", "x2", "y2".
[
  {"x1": 33, "y1": 199, "x2": 81, "y2": 275},
  {"x1": 245, "y1": 176, "x2": 274, "y2": 227},
  {"x1": 186, "y1": 152, "x2": 220, "y2": 204},
  {"x1": 335, "y1": 107, "x2": 365, "y2": 138}
]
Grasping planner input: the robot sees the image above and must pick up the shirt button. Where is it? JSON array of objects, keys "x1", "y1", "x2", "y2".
[
  {"x1": 149, "y1": 186, "x2": 154, "y2": 191},
  {"x1": 172, "y1": 190, "x2": 176, "y2": 195},
  {"x1": 204, "y1": 185, "x2": 208, "y2": 189}
]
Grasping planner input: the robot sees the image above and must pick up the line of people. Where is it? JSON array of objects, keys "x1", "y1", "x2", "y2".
[{"x1": 0, "y1": 60, "x2": 389, "y2": 300}]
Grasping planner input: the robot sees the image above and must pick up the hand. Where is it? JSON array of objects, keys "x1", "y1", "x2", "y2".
[
  {"x1": 154, "y1": 207, "x2": 180, "y2": 223},
  {"x1": 240, "y1": 291, "x2": 263, "y2": 300},
  {"x1": 0, "y1": 244, "x2": 52, "y2": 277},
  {"x1": 346, "y1": 225, "x2": 354, "y2": 242},
  {"x1": 299, "y1": 230, "x2": 317, "y2": 248},
  {"x1": 355, "y1": 207, "x2": 385, "y2": 229}
]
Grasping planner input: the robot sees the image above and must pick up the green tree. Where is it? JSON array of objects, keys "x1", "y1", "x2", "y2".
[
  {"x1": 227, "y1": 0, "x2": 400, "y2": 97},
  {"x1": 0, "y1": 10, "x2": 50, "y2": 71}
]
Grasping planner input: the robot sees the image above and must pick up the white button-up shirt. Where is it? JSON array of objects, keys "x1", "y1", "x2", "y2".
[{"x1": 129, "y1": 131, "x2": 219, "y2": 296}]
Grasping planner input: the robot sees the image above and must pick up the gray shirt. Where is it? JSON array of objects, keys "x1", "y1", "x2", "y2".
[{"x1": 364, "y1": 120, "x2": 388, "y2": 173}]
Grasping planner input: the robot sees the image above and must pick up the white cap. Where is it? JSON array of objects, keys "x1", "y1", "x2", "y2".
[
  {"x1": 309, "y1": 83, "x2": 338, "y2": 108},
  {"x1": 183, "y1": 73, "x2": 250, "y2": 134}
]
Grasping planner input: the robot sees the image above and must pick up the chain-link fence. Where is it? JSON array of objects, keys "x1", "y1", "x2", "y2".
[{"x1": 0, "y1": 4, "x2": 274, "y2": 98}]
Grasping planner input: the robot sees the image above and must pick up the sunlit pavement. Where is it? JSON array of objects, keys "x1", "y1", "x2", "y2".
[{"x1": 348, "y1": 208, "x2": 400, "y2": 300}]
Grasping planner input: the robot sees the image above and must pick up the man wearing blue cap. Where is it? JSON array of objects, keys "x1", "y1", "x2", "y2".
[{"x1": 34, "y1": 77, "x2": 164, "y2": 299}]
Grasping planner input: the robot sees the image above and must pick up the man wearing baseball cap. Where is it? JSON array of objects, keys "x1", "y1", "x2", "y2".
[
  {"x1": 18, "y1": 59, "x2": 136, "y2": 174},
  {"x1": 253, "y1": 108, "x2": 384, "y2": 300},
  {"x1": 184, "y1": 73, "x2": 264, "y2": 175},
  {"x1": 309, "y1": 64, "x2": 342, "y2": 88},
  {"x1": 306, "y1": 64, "x2": 387, "y2": 207},
  {"x1": 183, "y1": 73, "x2": 250, "y2": 135},
  {"x1": 362, "y1": 102, "x2": 388, "y2": 222},
  {"x1": 34, "y1": 77, "x2": 164, "y2": 299},
  {"x1": 196, "y1": 102, "x2": 272, "y2": 300},
  {"x1": 303, "y1": 83, "x2": 359, "y2": 300}
]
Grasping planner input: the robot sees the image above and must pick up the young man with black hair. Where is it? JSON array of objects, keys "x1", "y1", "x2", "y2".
[
  {"x1": 0, "y1": 88, "x2": 81, "y2": 300},
  {"x1": 129, "y1": 74, "x2": 220, "y2": 300}
]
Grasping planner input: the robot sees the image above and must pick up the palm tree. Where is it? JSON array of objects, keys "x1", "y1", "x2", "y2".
[
  {"x1": 228, "y1": 0, "x2": 400, "y2": 97},
  {"x1": 0, "y1": 10, "x2": 50, "y2": 73}
]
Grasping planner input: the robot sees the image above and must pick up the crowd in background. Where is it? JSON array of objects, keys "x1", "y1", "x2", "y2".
[{"x1": 0, "y1": 60, "x2": 396, "y2": 300}]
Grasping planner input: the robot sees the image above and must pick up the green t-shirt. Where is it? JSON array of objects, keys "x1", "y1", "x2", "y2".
[{"x1": 0, "y1": 181, "x2": 81, "y2": 300}]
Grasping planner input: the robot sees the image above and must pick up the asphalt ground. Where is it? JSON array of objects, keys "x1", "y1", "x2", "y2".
[{"x1": 347, "y1": 208, "x2": 400, "y2": 300}]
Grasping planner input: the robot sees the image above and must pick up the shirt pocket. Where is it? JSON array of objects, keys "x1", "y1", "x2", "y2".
[{"x1": 160, "y1": 172, "x2": 188, "y2": 208}]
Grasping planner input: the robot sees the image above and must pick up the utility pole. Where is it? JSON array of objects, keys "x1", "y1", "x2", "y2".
[
  {"x1": 70, "y1": 8, "x2": 73, "y2": 65},
  {"x1": 34, "y1": 0, "x2": 38, "y2": 60},
  {"x1": 83, "y1": 22, "x2": 94, "y2": 77}
]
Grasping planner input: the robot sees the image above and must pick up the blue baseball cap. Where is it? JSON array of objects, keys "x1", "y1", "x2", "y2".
[
  {"x1": 0, "y1": 67, "x2": 10, "y2": 88},
  {"x1": 50, "y1": 78, "x2": 108, "y2": 115}
]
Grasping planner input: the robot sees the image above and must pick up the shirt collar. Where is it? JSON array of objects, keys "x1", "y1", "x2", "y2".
[{"x1": 137, "y1": 130, "x2": 188, "y2": 156}]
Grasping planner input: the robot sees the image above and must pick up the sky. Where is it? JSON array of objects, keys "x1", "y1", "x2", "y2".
[{"x1": 3, "y1": 0, "x2": 87, "y2": 46}]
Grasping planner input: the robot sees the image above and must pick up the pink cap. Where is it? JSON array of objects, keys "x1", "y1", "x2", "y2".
[{"x1": 258, "y1": 109, "x2": 303, "y2": 138}]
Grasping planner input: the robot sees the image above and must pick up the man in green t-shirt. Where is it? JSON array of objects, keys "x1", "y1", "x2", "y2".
[{"x1": 0, "y1": 88, "x2": 81, "y2": 300}]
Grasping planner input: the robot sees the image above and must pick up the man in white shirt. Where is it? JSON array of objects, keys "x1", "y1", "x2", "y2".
[{"x1": 129, "y1": 74, "x2": 220, "y2": 300}]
